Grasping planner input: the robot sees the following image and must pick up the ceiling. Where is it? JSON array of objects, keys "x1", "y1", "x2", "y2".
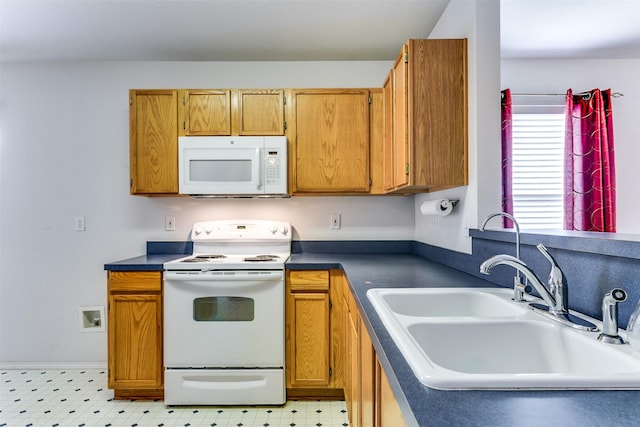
[{"x1": 0, "y1": 0, "x2": 639, "y2": 63}]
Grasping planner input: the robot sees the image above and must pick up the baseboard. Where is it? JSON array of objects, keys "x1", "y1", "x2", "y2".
[{"x1": 0, "y1": 362, "x2": 107, "y2": 370}]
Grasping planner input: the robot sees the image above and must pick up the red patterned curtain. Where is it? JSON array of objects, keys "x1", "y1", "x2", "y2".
[
  {"x1": 564, "y1": 88, "x2": 616, "y2": 232},
  {"x1": 501, "y1": 89, "x2": 514, "y2": 228}
]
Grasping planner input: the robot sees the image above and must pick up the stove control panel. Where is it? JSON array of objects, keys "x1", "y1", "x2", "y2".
[{"x1": 191, "y1": 220, "x2": 292, "y2": 242}]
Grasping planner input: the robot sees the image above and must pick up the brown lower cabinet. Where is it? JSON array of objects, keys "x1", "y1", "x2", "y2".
[
  {"x1": 343, "y1": 272, "x2": 407, "y2": 427},
  {"x1": 286, "y1": 270, "x2": 345, "y2": 398},
  {"x1": 285, "y1": 269, "x2": 406, "y2": 427},
  {"x1": 377, "y1": 360, "x2": 407, "y2": 427},
  {"x1": 107, "y1": 271, "x2": 163, "y2": 399},
  {"x1": 106, "y1": 268, "x2": 406, "y2": 424}
]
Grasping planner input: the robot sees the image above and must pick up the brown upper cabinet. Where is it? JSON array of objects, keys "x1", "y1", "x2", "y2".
[
  {"x1": 129, "y1": 39, "x2": 467, "y2": 196},
  {"x1": 129, "y1": 89, "x2": 179, "y2": 195},
  {"x1": 289, "y1": 89, "x2": 371, "y2": 194},
  {"x1": 178, "y1": 89, "x2": 285, "y2": 136},
  {"x1": 383, "y1": 39, "x2": 468, "y2": 193},
  {"x1": 368, "y1": 88, "x2": 385, "y2": 195},
  {"x1": 129, "y1": 88, "x2": 285, "y2": 195}
]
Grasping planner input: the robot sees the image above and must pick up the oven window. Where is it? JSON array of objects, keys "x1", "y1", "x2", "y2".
[
  {"x1": 193, "y1": 297, "x2": 255, "y2": 321},
  {"x1": 190, "y1": 160, "x2": 252, "y2": 182}
]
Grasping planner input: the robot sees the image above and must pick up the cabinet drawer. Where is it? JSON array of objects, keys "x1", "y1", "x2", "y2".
[
  {"x1": 289, "y1": 270, "x2": 329, "y2": 292},
  {"x1": 108, "y1": 271, "x2": 162, "y2": 292}
]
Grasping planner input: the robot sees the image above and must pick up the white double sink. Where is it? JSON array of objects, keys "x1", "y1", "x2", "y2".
[{"x1": 367, "y1": 287, "x2": 640, "y2": 390}]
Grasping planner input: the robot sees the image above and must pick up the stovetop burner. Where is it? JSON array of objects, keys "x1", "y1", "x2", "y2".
[
  {"x1": 244, "y1": 254, "x2": 280, "y2": 262},
  {"x1": 182, "y1": 254, "x2": 227, "y2": 263}
]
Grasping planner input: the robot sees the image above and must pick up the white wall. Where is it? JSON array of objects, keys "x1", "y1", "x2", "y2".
[
  {"x1": 414, "y1": 0, "x2": 502, "y2": 254},
  {"x1": 501, "y1": 58, "x2": 640, "y2": 234},
  {"x1": 0, "y1": 61, "x2": 415, "y2": 365}
]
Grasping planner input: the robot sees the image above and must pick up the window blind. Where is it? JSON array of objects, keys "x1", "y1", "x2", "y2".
[{"x1": 511, "y1": 113, "x2": 565, "y2": 230}]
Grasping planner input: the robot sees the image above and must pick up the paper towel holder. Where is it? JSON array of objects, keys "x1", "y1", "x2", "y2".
[
  {"x1": 420, "y1": 198, "x2": 459, "y2": 216},
  {"x1": 442, "y1": 199, "x2": 459, "y2": 209},
  {"x1": 437, "y1": 199, "x2": 459, "y2": 212}
]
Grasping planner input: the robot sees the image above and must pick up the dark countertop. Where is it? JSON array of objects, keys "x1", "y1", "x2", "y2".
[
  {"x1": 287, "y1": 253, "x2": 640, "y2": 427},
  {"x1": 105, "y1": 250, "x2": 640, "y2": 426},
  {"x1": 104, "y1": 254, "x2": 185, "y2": 271}
]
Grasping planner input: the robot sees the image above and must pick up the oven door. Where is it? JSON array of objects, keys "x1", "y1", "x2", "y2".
[{"x1": 164, "y1": 270, "x2": 284, "y2": 367}]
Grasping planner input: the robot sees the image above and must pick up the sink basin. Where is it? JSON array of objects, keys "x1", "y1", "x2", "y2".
[
  {"x1": 367, "y1": 287, "x2": 640, "y2": 390},
  {"x1": 369, "y1": 287, "x2": 526, "y2": 317}
]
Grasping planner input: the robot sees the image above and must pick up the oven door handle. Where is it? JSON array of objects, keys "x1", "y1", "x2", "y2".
[{"x1": 164, "y1": 270, "x2": 283, "y2": 281}]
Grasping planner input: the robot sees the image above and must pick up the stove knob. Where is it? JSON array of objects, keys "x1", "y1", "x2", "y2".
[
  {"x1": 281, "y1": 225, "x2": 289, "y2": 235},
  {"x1": 270, "y1": 224, "x2": 278, "y2": 234},
  {"x1": 205, "y1": 227, "x2": 213, "y2": 235},
  {"x1": 193, "y1": 226, "x2": 203, "y2": 236}
]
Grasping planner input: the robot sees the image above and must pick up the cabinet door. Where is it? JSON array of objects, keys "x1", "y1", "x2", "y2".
[
  {"x1": 383, "y1": 39, "x2": 468, "y2": 193},
  {"x1": 108, "y1": 293, "x2": 163, "y2": 390},
  {"x1": 180, "y1": 89, "x2": 232, "y2": 135},
  {"x1": 129, "y1": 90, "x2": 178, "y2": 194},
  {"x1": 369, "y1": 88, "x2": 384, "y2": 194},
  {"x1": 391, "y1": 46, "x2": 409, "y2": 189},
  {"x1": 382, "y1": 73, "x2": 395, "y2": 192},
  {"x1": 291, "y1": 89, "x2": 370, "y2": 193},
  {"x1": 347, "y1": 302, "x2": 361, "y2": 427},
  {"x1": 287, "y1": 292, "x2": 330, "y2": 387},
  {"x1": 235, "y1": 89, "x2": 285, "y2": 135},
  {"x1": 377, "y1": 359, "x2": 407, "y2": 427},
  {"x1": 410, "y1": 38, "x2": 468, "y2": 190},
  {"x1": 328, "y1": 270, "x2": 345, "y2": 390},
  {"x1": 360, "y1": 318, "x2": 376, "y2": 427}
]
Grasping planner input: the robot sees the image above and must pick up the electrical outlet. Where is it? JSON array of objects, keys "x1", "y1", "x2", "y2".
[
  {"x1": 165, "y1": 216, "x2": 176, "y2": 231},
  {"x1": 330, "y1": 214, "x2": 341, "y2": 229},
  {"x1": 75, "y1": 216, "x2": 85, "y2": 231}
]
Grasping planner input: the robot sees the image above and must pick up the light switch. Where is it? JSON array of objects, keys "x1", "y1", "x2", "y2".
[
  {"x1": 165, "y1": 216, "x2": 176, "y2": 231},
  {"x1": 75, "y1": 216, "x2": 85, "y2": 231}
]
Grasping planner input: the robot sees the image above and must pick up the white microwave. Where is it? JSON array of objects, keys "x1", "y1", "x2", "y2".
[{"x1": 178, "y1": 136, "x2": 288, "y2": 196}]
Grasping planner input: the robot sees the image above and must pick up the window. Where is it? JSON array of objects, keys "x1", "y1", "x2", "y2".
[{"x1": 511, "y1": 111, "x2": 565, "y2": 230}]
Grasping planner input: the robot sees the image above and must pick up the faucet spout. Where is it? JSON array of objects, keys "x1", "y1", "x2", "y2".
[
  {"x1": 480, "y1": 212, "x2": 527, "y2": 302},
  {"x1": 480, "y1": 254, "x2": 557, "y2": 309}
]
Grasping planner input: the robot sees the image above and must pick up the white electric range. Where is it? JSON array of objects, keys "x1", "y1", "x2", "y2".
[{"x1": 163, "y1": 219, "x2": 291, "y2": 405}]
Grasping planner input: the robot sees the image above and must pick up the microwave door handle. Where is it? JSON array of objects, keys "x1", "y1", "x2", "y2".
[{"x1": 254, "y1": 148, "x2": 262, "y2": 190}]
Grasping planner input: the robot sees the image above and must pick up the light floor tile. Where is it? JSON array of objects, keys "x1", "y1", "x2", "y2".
[{"x1": 0, "y1": 369, "x2": 350, "y2": 427}]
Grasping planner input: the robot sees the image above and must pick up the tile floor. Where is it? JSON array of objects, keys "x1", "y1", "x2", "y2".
[{"x1": 0, "y1": 370, "x2": 350, "y2": 427}]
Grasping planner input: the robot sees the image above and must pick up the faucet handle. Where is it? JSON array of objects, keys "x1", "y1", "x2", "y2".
[
  {"x1": 536, "y1": 244, "x2": 563, "y2": 286},
  {"x1": 536, "y1": 244, "x2": 568, "y2": 314}
]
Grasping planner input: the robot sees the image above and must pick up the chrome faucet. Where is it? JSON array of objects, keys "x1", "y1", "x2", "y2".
[
  {"x1": 479, "y1": 212, "x2": 528, "y2": 302},
  {"x1": 597, "y1": 288, "x2": 627, "y2": 344},
  {"x1": 480, "y1": 244, "x2": 598, "y2": 331},
  {"x1": 480, "y1": 247, "x2": 557, "y2": 311}
]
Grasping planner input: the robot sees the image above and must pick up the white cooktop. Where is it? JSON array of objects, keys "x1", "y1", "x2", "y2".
[{"x1": 164, "y1": 219, "x2": 292, "y2": 270}]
